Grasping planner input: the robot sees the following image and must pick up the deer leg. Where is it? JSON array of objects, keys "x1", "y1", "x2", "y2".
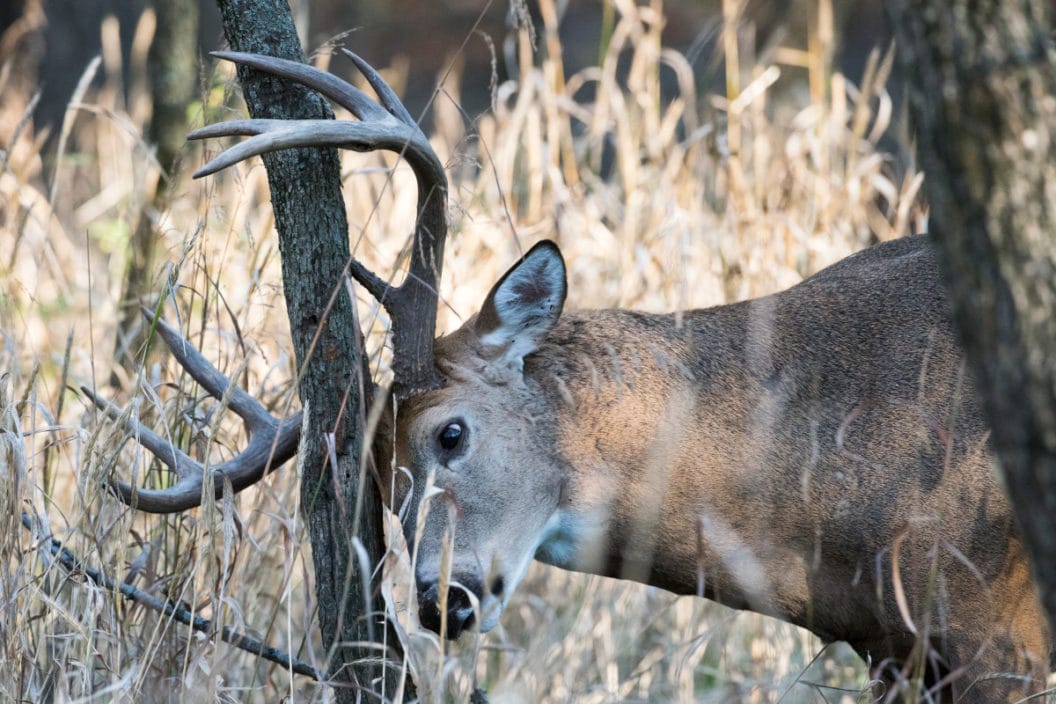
[
  {"x1": 940, "y1": 564, "x2": 1050, "y2": 703},
  {"x1": 851, "y1": 633, "x2": 948, "y2": 703},
  {"x1": 940, "y1": 622, "x2": 1049, "y2": 703}
]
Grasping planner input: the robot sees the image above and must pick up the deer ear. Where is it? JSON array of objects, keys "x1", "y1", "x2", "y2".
[{"x1": 474, "y1": 240, "x2": 567, "y2": 368}]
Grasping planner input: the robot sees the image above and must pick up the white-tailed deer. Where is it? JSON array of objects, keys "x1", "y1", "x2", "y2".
[{"x1": 89, "y1": 53, "x2": 1052, "y2": 702}]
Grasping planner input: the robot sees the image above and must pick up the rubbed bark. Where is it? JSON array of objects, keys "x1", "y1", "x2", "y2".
[
  {"x1": 113, "y1": 0, "x2": 199, "y2": 378},
  {"x1": 886, "y1": 1, "x2": 1056, "y2": 638},
  {"x1": 212, "y1": 1, "x2": 403, "y2": 700}
]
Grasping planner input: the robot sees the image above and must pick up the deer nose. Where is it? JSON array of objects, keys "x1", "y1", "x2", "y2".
[{"x1": 417, "y1": 575, "x2": 483, "y2": 640}]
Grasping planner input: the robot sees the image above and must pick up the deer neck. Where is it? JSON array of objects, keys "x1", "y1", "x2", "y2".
[{"x1": 525, "y1": 306, "x2": 802, "y2": 615}]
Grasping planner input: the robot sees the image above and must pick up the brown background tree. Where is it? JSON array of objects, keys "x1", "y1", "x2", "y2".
[
  {"x1": 886, "y1": 1, "x2": 1056, "y2": 638},
  {"x1": 112, "y1": 0, "x2": 199, "y2": 380}
]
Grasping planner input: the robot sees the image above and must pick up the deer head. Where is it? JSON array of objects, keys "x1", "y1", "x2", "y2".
[
  {"x1": 388, "y1": 240, "x2": 570, "y2": 636},
  {"x1": 85, "y1": 51, "x2": 566, "y2": 639}
]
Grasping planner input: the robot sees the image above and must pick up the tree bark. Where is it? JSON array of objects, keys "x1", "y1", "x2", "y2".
[
  {"x1": 886, "y1": 1, "x2": 1056, "y2": 639},
  {"x1": 212, "y1": 1, "x2": 403, "y2": 700}
]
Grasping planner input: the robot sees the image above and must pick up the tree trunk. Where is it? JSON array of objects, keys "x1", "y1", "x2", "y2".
[
  {"x1": 212, "y1": 1, "x2": 404, "y2": 700},
  {"x1": 886, "y1": 0, "x2": 1056, "y2": 640},
  {"x1": 113, "y1": 0, "x2": 199, "y2": 380}
]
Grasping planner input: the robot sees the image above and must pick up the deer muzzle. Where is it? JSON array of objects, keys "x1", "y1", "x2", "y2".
[{"x1": 417, "y1": 575, "x2": 484, "y2": 640}]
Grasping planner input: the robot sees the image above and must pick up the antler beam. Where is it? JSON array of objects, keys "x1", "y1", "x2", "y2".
[
  {"x1": 82, "y1": 309, "x2": 301, "y2": 513},
  {"x1": 190, "y1": 51, "x2": 448, "y2": 399},
  {"x1": 92, "y1": 52, "x2": 449, "y2": 512}
]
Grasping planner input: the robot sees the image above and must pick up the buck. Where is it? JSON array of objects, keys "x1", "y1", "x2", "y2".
[{"x1": 88, "y1": 52, "x2": 1052, "y2": 702}]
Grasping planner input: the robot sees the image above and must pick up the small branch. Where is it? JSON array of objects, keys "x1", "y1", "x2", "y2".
[
  {"x1": 349, "y1": 259, "x2": 391, "y2": 303},
  {"x1": 20, "y1": 511, "x2": 324, "y2": 681}
]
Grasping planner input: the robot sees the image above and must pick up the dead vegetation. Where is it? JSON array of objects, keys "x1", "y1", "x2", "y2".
[{"x1": 1, "y1": 0, "x2": 923, "y2": 701}]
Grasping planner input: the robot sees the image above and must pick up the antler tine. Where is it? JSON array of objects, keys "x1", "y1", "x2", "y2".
[
  {"x1": 82, "y1": 309, "x2": 302, "y2": 513},
  {"x1": 143, "y1": 308, "x2": 273, "y2": 426},
  {"x1": 189, "y1": 120, "x2": 433, "y2": 180},
  {"x1": 336, "y1": 48, "x2": 447, "y2": 400},
  {"x1": 194, "y1": 52, "x2": 449, "y2": 400},
  {"x1": 338, "y1": 48, "x2": 447, "y2": 400},
  {"x1": 212, "y1": 51, "x2": 389, "y2": 122},
  {"x1": 341, "y1": 50, "x2": 416, "y2": 127},
  {"x1": 80, "y1": 384, "x2": 202, "y2": 484}
]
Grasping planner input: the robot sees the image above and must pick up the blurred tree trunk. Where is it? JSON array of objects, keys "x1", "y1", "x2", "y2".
[
  {"x1": 112, "y1": 0, "x2": 199, "y2": 379},
  {"x1": 886, "y1": 1, "x2": 1056, "y2": 638},
  {"x1": 211, "y1": 1, "x2": 406, "y2": 701}
]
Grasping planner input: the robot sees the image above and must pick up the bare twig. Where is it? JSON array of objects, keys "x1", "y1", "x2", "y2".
[{"x1": 20, "y1": 511, "x2": 323, "y2": 681}]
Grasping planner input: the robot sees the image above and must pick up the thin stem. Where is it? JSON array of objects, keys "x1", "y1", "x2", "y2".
[{"x1": 21, "y1": 511, "x2": 324, "y2": 681}]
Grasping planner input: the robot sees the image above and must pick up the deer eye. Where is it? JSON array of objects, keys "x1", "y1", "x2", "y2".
[{"x1": 437, "y1": 422, "x2": 464, "y2": 452}]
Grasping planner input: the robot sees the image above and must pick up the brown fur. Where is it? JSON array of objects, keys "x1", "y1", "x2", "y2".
[{"x1": 388, "y1": 236, "x2": 1050, "y2": 701}]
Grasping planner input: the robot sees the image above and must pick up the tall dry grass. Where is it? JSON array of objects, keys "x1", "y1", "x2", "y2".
[{"x1": 1, "y1": 0, "x2": 923, "y2": 701}]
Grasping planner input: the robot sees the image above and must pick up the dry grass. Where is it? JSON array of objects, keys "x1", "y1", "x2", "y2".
[{"x1": 1, "y1": 0, "x2": 924, "y2": 701}]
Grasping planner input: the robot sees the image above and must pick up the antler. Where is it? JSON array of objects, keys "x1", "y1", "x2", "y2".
[
  {"x1": 90, "y1": 52, "x2": 449, "y2": 513},
  {"x1": 190, "y1": 50, "x2": 448, "y2": 400},
  {"x1": 82, "y1": 309, "x2": 302, "y2": 513}
]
